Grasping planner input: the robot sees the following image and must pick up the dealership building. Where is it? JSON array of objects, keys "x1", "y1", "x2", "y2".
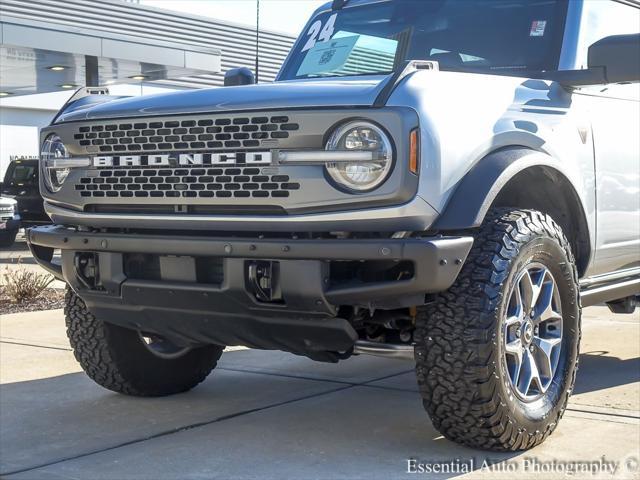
[{"x1": 0, "y1": 0, "x2": 295, "y2": 178}]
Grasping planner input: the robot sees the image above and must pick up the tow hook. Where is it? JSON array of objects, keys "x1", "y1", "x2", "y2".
[
  {"x1": 74, "y1": 252, "x2": 100, "y2": 290},
  {"x1": 247, "y1": 260, "x2": 283, "y2": 303}
]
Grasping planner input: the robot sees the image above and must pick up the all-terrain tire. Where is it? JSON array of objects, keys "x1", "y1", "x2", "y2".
[
  {"x1": 65, "y1": 288, "x2": 224, "y2": 396},
  {"x1": 0, "y1": 230, "x2": 18, "y2": 248},
  {"x1": 415, "y1": 208, "x2": 581, "y2": 451}
]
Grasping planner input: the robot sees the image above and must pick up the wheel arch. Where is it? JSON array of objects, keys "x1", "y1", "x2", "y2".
[{"x1": 432, "y1": 147, "x2": 592, "y2": 277}]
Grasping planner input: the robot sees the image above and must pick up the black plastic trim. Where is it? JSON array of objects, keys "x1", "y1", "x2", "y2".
[
  {"x1": 433, "y1": 148, "x2": 534, "y2": 230},
  {"x1": 27, "y1": 225, "x2": 474, "y2": 360}
]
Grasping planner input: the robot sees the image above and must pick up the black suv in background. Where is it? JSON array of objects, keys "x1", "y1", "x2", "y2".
[{"x1": 1, "y1": 159, "x2": 50, "y2": 228}]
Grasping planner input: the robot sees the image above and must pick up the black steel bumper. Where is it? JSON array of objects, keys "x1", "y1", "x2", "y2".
[
  {"x1": 1, "y1": 216, "x2": 20, "y2": 232},
  {"x1": 27, "y1": 225, "x2": 473, "y2": 361}
]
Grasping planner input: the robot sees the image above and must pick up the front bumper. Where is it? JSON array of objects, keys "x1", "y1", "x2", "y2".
[
  {"x1": 0, "y1": 215, "x2": 20, "y2": 232},
  {"x1": 27, "y1": 226, "x2": 473, "y2": 360},
  {"x1": 44, "y1": 195, "x2": 438, "y2": 232}
]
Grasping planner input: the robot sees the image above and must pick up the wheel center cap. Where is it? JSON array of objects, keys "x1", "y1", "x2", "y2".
[{"x1": 522, "y1": 321, "x2": 534, "y2": 345}]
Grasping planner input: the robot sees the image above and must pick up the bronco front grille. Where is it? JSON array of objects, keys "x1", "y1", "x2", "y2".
[
  {"x1": 73, "y1": 115, "x2": 300, "y2": 154},
  {"x1": 75, "y1": 167, "x2": 301, "y2": 199}
]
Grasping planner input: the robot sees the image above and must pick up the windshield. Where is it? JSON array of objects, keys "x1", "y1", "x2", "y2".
[
  {"x1": 279, "y1": 0, "x2": 568, "y2": 80},
  {"x1": 7, "y1": 163, "x2": 37, "y2": 184}
]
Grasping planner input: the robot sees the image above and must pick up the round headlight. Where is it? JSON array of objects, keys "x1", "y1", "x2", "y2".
[
  {"x1": 325, "y1": 122, "x2": 393, "y2": 192},
  {"x1": 41, "y1": 134, "x2": 70, "y2": 192}
]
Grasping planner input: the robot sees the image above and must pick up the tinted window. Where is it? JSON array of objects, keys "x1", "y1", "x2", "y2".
[{"x1": 8, "y1": 164, "x2": 37, "y2": 183}]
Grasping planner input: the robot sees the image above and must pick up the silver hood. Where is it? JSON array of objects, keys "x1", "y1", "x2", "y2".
[{"x1": 55, "y1": 76, "x2": 392, "y2": 123}]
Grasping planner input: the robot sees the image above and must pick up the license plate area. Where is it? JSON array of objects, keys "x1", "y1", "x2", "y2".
[{"x1": 123, "y1": 253, "x2": 224, "y2": 286}]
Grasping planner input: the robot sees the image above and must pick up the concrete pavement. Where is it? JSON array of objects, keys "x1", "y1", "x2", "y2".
[{"x1": 0, "y1": 306, "x2": 638, "y2": 479}]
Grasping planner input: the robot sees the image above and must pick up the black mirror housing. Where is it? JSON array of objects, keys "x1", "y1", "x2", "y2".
[
  {"x1": 588, "y1": 33, "x2": 640, "y2": 84},
  {"x1": 224, "y1": 67, "x2": 256, "y2": 87}
]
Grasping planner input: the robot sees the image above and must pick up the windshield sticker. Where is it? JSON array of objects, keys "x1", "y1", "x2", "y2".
[
  {"x1": 297, "y1": 35, "x2": 359, "y2": 76},
  {"x1": 530, "y1": 20, "x2": 547, "y2": 37},
  {"x1": 301, "y1": 13, "x2": 338, "y2": 52}
]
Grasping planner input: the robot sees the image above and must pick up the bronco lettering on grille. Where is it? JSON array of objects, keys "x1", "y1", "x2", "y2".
[{"x1": 92, "y1": 152, "x2": 272, "y2": 167}]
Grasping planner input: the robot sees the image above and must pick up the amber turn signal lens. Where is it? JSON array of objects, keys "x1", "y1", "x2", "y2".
[{"x1": 409, "y1": 129, "x2": 419, "y2": 175}]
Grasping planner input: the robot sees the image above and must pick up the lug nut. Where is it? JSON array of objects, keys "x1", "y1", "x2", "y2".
[
  {"x1": 515, "y1": 330, "x2": 521, "y2": 338},
  {"x1": 530, "y1": 345, "x2": 535, "y2": 353}
]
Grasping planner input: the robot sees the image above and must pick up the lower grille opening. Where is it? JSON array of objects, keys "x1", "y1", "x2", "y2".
[
  {"x1": 329, "y1": 260, "x2": 415, "y2": 289},
  {"x1": 124, "y1": 253, "x2": 224, "y2": 285},
  {"x1": 86, "y1": 204, "x2": 287, "y2": 216}
]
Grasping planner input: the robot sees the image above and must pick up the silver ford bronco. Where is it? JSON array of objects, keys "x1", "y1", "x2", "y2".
[{"x1": 28, "y1": 0, "x2": 640, "y2": 450}]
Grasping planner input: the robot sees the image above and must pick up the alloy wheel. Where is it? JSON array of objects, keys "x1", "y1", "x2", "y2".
[{"x1": 504, "y1": 263, "x2": 563, "y2": 401}]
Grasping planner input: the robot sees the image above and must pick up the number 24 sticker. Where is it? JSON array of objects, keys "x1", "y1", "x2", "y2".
[{"x1": 301, "y1": 13, "x2": 337, "y2": 52}]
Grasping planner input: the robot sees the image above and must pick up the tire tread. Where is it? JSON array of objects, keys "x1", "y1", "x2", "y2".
[
  {"x1": 415, "y1": 208, "x2": 581, "y2": 451},
  {"x1": 65, "y1": 288, "x2": 222, "y2": 396}
]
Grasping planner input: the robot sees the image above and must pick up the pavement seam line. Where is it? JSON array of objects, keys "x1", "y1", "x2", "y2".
[
  {"x1": 0, "y1": 384, "x2": 353, "y2": 477},
  {"x1": 217, "y1": 366, "x2": 414, "y2": 388},
  {"x1": 1, "y1": 367, "x2": 416, "y2": 477},
  {"x1": 0, "y1": 340, "x2": 72, "y2": 352},
  {"x1": 565, "y1": 406, "x2": 640, "y2": 420},
  {"x1": 217, "y1": 366, "x2": 356, "y2": 385}
]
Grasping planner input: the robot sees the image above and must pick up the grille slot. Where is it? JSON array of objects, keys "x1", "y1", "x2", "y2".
[
  {"x1": 75, "y1": 167, "x2": 300, "y2": 199},
  {"x1": 75, "y1": 115, "x2": 299, "y2": 154}
]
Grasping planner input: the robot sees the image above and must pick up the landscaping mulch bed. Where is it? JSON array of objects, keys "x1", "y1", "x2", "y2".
[{"x1": 0, "y1": 289, "x2": 66, "y2": 315}]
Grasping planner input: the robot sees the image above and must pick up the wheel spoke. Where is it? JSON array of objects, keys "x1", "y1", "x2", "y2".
[
  {"x1": 515, "y1": 282, "x2": 525, "y2": 318},
  {"x1": 534, "y1": 336, "x2": 561, "y2": 379},
  {"x1": 504, "y1": 315, "x2": 521, "y2": 329},
  {"x1": 519, "y1": 269, "x2": 543, "y2": 314},
  {"x1": 518, "y1": 349, "x2": 542, "y2": 396},
  {"x1": 505, "y1": 338, "x2": 522, "y2": 354},
  {"x1": 505, "y1": 340, "x2": 523, "y2": 384},
  {"x1": 535, "y1": 276, "x2": 562, "y2": 324}
]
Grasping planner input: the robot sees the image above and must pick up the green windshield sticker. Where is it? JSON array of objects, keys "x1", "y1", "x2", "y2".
[{"x1": 296, "y1": 36, "x2": 359, "y2": 76}]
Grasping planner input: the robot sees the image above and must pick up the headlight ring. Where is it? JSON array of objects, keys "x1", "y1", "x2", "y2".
[
  {"x1": 41, "y1": 134, "x2": 71, "y2": 193},
  {"x1": 324, "y1": 121, "x2": 394, "y2": 193}
]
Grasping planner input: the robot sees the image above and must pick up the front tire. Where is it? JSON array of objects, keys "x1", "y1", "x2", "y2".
[
  {"x1": 65, "y1": 288, "x2": 224, "y2": 396},
  {"x1": 415, "y1": 209, "x2": 581, "y2": 451}
]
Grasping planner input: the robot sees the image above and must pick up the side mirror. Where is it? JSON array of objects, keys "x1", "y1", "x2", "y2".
[
  {"x1": 224, "y1": 67, "x2": 255, "y2": 87},
  {"x1": 588, "y1": 33, "x2": 640, "y2": 84}
]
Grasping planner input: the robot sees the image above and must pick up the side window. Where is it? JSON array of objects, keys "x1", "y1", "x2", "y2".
[{"x1": 576, "y1": 0, "x2": 640, "y2": 100}]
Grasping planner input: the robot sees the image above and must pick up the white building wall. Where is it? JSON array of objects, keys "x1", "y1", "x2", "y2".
[
  {"x1": 0, "y1": 107, "x2": 56, "y2": 179},
  {"x1": 0, "y1": 85, "x2": 179, "y2": 180}
]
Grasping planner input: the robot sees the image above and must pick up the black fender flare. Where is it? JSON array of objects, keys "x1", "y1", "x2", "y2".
[{"x1": 432, "y1": 147, "x2": 583, "y2": 230}]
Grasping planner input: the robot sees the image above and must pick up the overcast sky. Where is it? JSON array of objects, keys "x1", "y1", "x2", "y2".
[{"x1": 140, "y1": 0, "x2": 328, "y2": 37}]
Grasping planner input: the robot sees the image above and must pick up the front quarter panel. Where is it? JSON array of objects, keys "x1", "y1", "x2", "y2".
[{"x1": 387, "y1": 70, "x2": 596, "y2": 270}]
